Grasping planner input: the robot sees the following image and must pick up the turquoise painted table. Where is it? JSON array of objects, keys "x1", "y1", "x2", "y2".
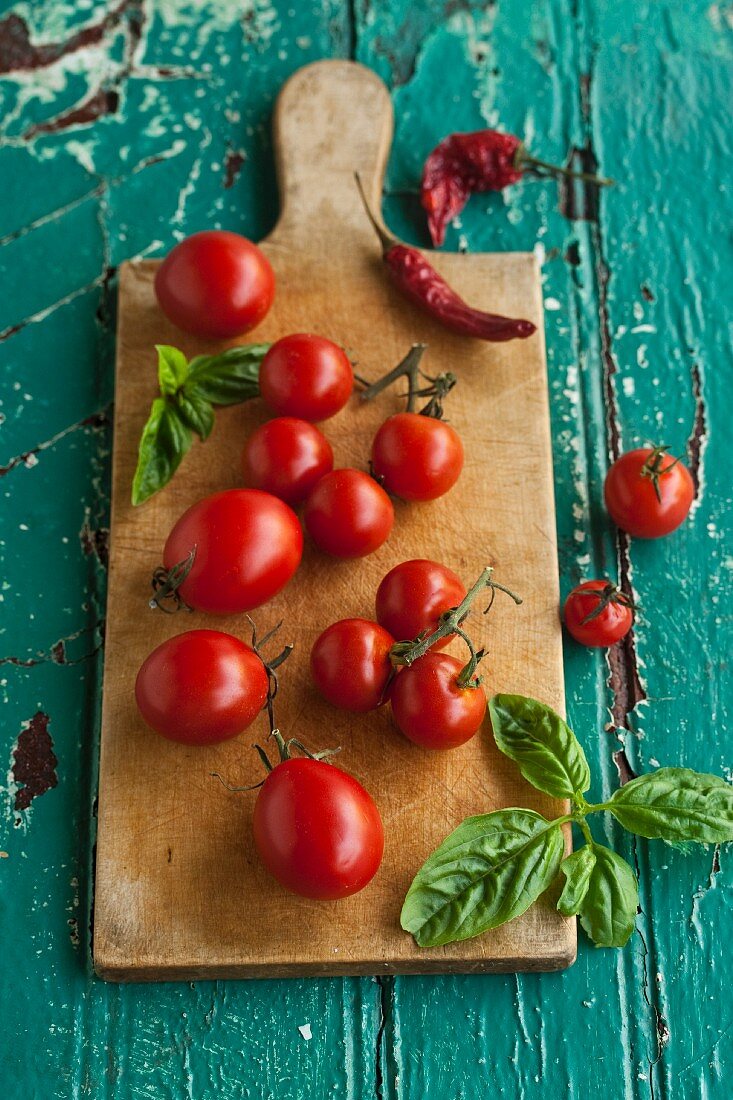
[{"x1": 1, "y1": 2, "x2": 730, "y2": 1095}]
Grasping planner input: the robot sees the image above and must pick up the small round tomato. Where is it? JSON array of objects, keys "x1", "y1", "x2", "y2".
[
  {"x1": 311, "y1": 619, "x2": 395, "y2": 712},
  {"x1": 135, "y1": 629, "x2": 268, "y2": 745},
  {"x1": 253, "y1": 758, "x2": 384, "y2": 899},
  {"x1": 242, "y1": 417, "x2": 333, "y2": 506},
  {"x1": 258, "y1": 334, "x2": 353, "y2": 421},
  {"x1": 604, "y1": 446, "x2": 694, "y2": 538},
  {"x1": 390, "y1": 652, "x2": 486, "y2": 749},
  {"x1": 154, "y1": 231, "x2": 274, "y2": 339},
  {"x1": 564, "y1": 580, "x2": 634, "y2": 647},
  {"x1": 371, "y1": 413, "x2": 464, "y2": 501},
  {"x1": 375, "y1": 559, "x2": 467, "y2": 647},
  {"x1": 162, "y1": 489, "x2": 302, "y2": 614},
  {"x1": 304, "y1": 468, "x2": 394, "y2": 558}
]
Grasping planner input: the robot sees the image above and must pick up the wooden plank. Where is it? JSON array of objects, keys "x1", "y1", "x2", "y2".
[{"x1": 93, "y1": 60, "x2": 572, "y2": 980}]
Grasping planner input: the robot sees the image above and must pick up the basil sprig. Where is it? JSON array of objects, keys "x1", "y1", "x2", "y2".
[
  {"x1": 131, "y1": 343, "x2": 270, "y2": 505},
  {"x1": 401, "y1": 695, "x2": 733, "y2": 950}
]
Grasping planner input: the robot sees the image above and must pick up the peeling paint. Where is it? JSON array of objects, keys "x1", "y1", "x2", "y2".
[{"x1": 11, "y1": 712, "x2": 58, "y2": 811}]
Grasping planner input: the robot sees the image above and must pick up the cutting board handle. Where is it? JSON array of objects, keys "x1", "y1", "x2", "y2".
[{"x1": 265, "y1": 60, "x2": 393, "y2": 247}]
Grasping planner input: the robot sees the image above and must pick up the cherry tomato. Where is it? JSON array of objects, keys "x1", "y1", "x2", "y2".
[
  {"x1": 253, "y1": 758, "x2": 384, "y2": 899},
  {"x1": 390, "y1": 652, "x2": 486, "y2": 749},
  {"x1": 242, "y1": 417, "x2": 333, "y2": 506},
  {"x1": 564, "y1": 580, "x2": 634, "y2": 647},
  {"x1": 375, "y1": 559, "x2": 467, "y2": 648},
  {"x1": 154, "y1": 231, "x2": 274, "y2": 339},
  {"x1": 311, "y1": 619, "x2": 395, "y2": 712},
  {"x1": 604, "y1": 446, "x2": 694, "y2": 538},
  {"x1": 371, "y1": 413, "x2": 464, "y2": 501},
  {"x1": 304, "y1": 468, "x2": 394, "y2": 558},
  {"x1": 258, "y1": 334, "x2": 353, "y2": 421},
  {"x1": 135, "y1": 629, "x2": 268, "y2": 745},
  {"x1": 162, "y1": 489, "x2": 302, "y2": 614}
]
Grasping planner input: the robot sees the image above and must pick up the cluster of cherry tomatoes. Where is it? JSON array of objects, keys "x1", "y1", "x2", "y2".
[{"x1": 563, "y1": 445, "x2": 695, "y2": 647}]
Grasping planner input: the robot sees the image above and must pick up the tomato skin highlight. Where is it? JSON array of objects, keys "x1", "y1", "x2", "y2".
[
  {"x1": 242, "y1": 417, "x2": 334, "y2": 506},
  {"x1": 563, "y1": 580, "x2": 633, "y2": 647},
  {"x1": 304, "y1": 468, "x2": 394, "y2": 558},
  {"x1": 135, "y1": 629, "x2": 268, "y2": 745},
  {"x1": 154, "y1": 231, "x2": 274, "y2": 339},
  {"x1": 375, "y1": 559, "x2": 467, "y2": 648},
  {"x1": 259, "y1": 334, "x2": 353, "y2": 422},
  {"x1": 604, "y1": 447, "x2": 694, "y2": 539},
  {"x1": 371, "y1": 412, "x2": 464, "y2": 501},
  {"x1": 253, "y1": 758, "x2": 385, "y2": 899},
  {"x1": 163, "y1": 489, "x2": 303, "y2": 614},
  {"x1": 311, "y1": 618, "x2": 395, "y2": 712},
  {"x1": 390, "y1": 652, "x2": 486, "y2": 749}
]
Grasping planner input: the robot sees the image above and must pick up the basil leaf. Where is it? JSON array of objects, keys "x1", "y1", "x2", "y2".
[
  {"x1": 400, "y1": 808, "x2": 565, "y2": 948},
  {"x1": 131, "y1": 398, "x2": 192, "y2": 506},
  {"x1": 576, "y1": 844, "x2": 638, "y2": 947},
  {"x1": 557, "y1": 845, "x2": 596, "y2": 916},
  {"x1": 156, "y1": 344, "x2": 189, "y2": 396},
  {"x1": 176, "y1": 391, "x2": 215, "y2": 441},
  {"x1": 608, "y1": 768, "x2": 733, "y2": 843},
  {"x1": 489, "y1": 694, "x2": 591, "y2": 800},
  {"x1": 185, "y1": 344, "x2": 270, "y2": 406}
]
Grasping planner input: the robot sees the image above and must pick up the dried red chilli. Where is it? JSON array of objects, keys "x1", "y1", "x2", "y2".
[
  {"x1": 354, "y1": 174, "x2": 535, "y2": 343},
  {"x1": 422, "y1": 130, "x2": 614, "y2": 246}
]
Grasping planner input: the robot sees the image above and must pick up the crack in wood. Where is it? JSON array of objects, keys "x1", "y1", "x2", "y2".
[{"x1": 0, "y1": 406, "x2": 111, "y2": 478}]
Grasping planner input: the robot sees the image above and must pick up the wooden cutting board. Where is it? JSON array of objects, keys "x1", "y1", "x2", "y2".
[{"x1": 93, "y1": 60, "x2": 574, "y2": 980}]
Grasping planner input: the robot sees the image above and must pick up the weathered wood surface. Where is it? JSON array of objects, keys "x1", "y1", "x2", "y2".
[{"x1": 1, "y1": 0, "x2": 730, "y2": 1095}]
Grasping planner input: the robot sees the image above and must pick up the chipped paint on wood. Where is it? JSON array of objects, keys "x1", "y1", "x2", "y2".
[{"x1": 1, "y1": 0, "x2": 731, "y2": 1096}]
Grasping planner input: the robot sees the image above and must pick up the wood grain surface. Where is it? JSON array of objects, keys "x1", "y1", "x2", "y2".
[{"x1": 93, "y1": 61, "x2": 572, "y2": 980}]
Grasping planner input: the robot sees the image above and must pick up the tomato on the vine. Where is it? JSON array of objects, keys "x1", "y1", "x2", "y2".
[
  {"x1": 160, "y1": 489, "x2": 302, "y2": 614},
  {"x1": 604, "y1": 446, "x2": 694, "y2": 539},
  {"x1": 390, "y1": 652, "x2": 486, "y2": 749},
  {"x1": 135, "y1": 629, "x2": 268, "y2": 745},
  {"x1": 371, "y1": 412, "x2": 464, "y2": 501},
  {"x1": 154, "y1": 231, "x2": 274, "y2": 339},
  {"x1": 375, "y1": 559, "x2": 467, "y2": 647},
  {"x1": 242, "y1": 417, "x2": 333, "y2": 506},
  {"x1": 258, "y1": 334, "x2": 353, "y2": 422},
  {"x1": 304, "y1": 468, "x2": 394, "y2": 558},
  {"x1": 311, "y1": 618, "x2": 395, "y2": 712},
  {"x1": 253, "y1": 756, "x2": 384, "y2": 899},
  {"x1": 564, "y1": 580, "x2": 634, "y2": 647}
]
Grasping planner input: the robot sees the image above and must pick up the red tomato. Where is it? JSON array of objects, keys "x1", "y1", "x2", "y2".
[
  {"x1": 375, "y1": 559, "x2": 467, "y2": 647},
  {"x1": 304, "y1": 468, "x2": 394, "y2": 558},
  {"x1": 371, "y1": 413, "x2": 464, "y2": 501},
  {"x1": 390, "y1": 652, "x2": 486, "y2": 749},
  {"x1": 564, "y1": 580, "x2": 634, "y2": 647},
  {"x1": 604, "y1": 447, "x2": 694, "y2": 538},
  {"x1": 242, "y1": 417, "x2": 333, "y2": 506},
  {"x1": 163, "y1": 489, "x2": 302, "y2": 614},
  {"x1": 154, "y1": 231, "x2": 274, "y2": 339},
  {"x1": 253, "y1": 758, "x2": 384, "y2": 899},
  {"x1": 311, "y1": 618, "x2": 395, "y2": 712},
  {"x1": 135, "y1": 629, "x2": 268, "y2": 745},
  {"x1": 259, "y1": 334, "x2": 353, "y2": 421}
]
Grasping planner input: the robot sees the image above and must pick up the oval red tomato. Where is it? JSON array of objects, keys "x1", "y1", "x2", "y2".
[
  {"x1": 371, "y1": 412, "x2": 464, "y2": 501},
  {"x1": 154, "y1": 231, "x2": 274, "y2": 339},
  {"x1": 375, "y1": 559, "x2": 467, "y2": 647},
  {"x1": 162, "y1": 489, "x2": 302, "y2": 614},
  {"x1": 604, "y1": 447, "x2": 694, "y2": 539},
  {"x1": 390, "y1": 652, "x2": 486, "y2": 749},
  {"x1": 253, "y1": 758, "x2": 384, "y2": 899},
  {"x1": 258, "y1": 334, "x2": 353, "y2": 422},
  {"x1": 564, "y1": 580, "x2": 634, "y2": 647},
  {"x1": 135, "y1": 629, "x2": 268, "y2": 745},
  {"x1": 304, "y1": 468, "x2": 394, "y2": 558},
  {"x1": 242, "y1": 417, "x2": 333, "y2": 506},
  {"x1": 311, "y1": 618, "x2": 395, "y2": 712}
]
